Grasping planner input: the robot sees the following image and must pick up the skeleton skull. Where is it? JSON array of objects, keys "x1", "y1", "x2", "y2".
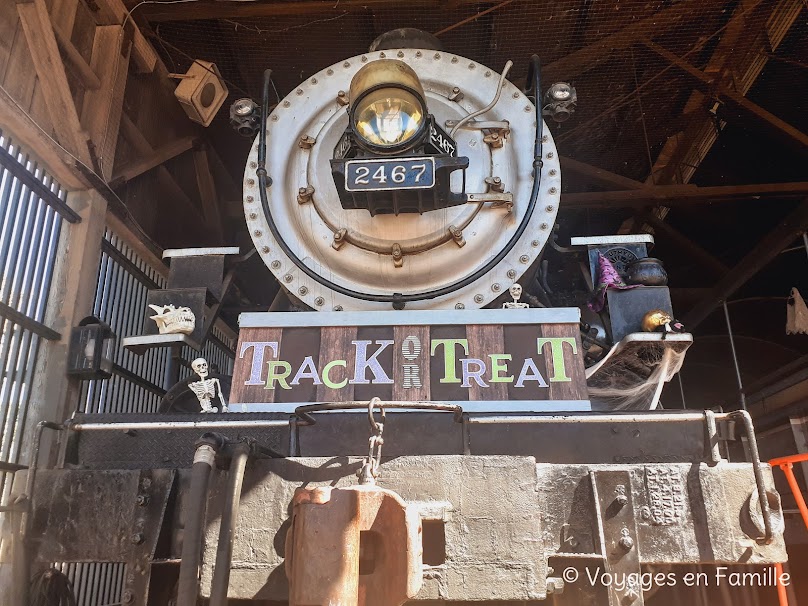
[
  {"x1": 191, "y1": 357, "x2": 208, "y2": 378},
  {"x1": 149, "y1": 304, "x2": 196, "y2": 335},
  {"x1": 509, "y1": 283, "x2": 523, "y2": 302}
]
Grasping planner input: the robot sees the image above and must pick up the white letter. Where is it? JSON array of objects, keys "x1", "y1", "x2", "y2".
[
  {"x1": 239, "y1": 341, "x2": 278, "y2": 385},
  {"x1": 350, "y1": 340, "x2": 394, "y2": 384},
  {"x1": 290, "y1": 356, "x2": 323, "y2": 386},
  {"x1": 515, "y1": 358, "x2": 549, "y2": 388}
]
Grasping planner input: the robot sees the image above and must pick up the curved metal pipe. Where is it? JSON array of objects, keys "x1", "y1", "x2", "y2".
[
  {"x1": 177, "y1": 433, "x2": 225, "y2": 606},
  {"x1": 209, "y1": 441, "x2": 250, "y2": 606},
  {"x1": 256, "y1": 56, "x2": 544, "y2": 306}
]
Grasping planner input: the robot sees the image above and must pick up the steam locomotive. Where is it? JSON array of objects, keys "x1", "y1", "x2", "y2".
[{"x1": 8, "y1": 31, "x2": 787, "y2": 606}]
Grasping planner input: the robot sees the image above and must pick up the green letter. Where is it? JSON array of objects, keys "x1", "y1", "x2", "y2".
[
  {"x1": 488, "y1": 354, "x2": 513, "y2": 383},
  {"x1": 322, "y1": 360, "x2": 348, "y2": 389},
  {"x1": 537, "y1": 337, "x2": 578, "y2": 382},
  {"x1": 265, "y1": 360, "x2": 292, "y2": 390},
  {"x1": 430, "y1": 339, "x2": 469, "y2": 383}
]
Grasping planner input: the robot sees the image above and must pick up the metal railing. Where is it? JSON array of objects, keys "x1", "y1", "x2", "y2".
[{"x1": 0, "y1": 131, "x2": 66, "y2": 500}]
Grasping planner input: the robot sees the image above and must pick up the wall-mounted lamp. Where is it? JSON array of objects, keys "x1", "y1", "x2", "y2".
[{"x1": 67, "y1": 316, "x2": 116, "y2": 380}]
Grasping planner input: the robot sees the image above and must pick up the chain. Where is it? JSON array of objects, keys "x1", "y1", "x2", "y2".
[{"x1": 357, "y1": 397, "x2": 385, "y2": 485}]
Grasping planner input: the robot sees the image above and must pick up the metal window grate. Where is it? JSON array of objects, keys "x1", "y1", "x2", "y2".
[
  {"x1": 54, "y1": 562, "x2": 126, "y2": 606},
  {"x1": 0, "y1": 131, "x2": 66, "y2": 500}
]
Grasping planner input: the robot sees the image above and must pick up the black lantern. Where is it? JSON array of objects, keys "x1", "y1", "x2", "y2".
[{"x1": 67, "y1": 316, "x2": 116, "y2": 379}]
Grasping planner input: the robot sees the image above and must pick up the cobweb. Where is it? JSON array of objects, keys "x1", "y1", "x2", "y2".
[{"x1": 587, "y1": 341, "x2": 688, "y2": 411}]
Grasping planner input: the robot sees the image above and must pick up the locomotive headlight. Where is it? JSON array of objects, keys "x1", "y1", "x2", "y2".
[{"x1": 349, "y1": 59, "x2": 428, "y2": 153}]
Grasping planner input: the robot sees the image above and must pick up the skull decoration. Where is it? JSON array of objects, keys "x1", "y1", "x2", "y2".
[
  {"x1": 148, "y1": 304, "x2": 196, "y2": 335},
  {"x1": 191, "y1": 357, "x2": 208, "y2": 377}
]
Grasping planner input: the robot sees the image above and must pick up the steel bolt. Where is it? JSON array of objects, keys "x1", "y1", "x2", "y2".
[
  {"x1": 507, "y1": 269, "x2": 517, "y2": 279},
  {"x1": 283, "y1": 100, "x2": 290, "y2": 107},
  {"x1": 249, "y1": 161, "x2": 257, "y2": 169},
  {"x1": 455, "y1": 303, "x2": 465, "y2": 309},
  {"x1": 474, "y1": 294, "x2": 484, "y2": 303},
  {"x1": 246, "y1": 195, "x2": 254, "y2": 202},
  {"x1": 398, "y1": 51, "x2": 405, "y2": 58},
  {"x1": 619, "y1": 536, "x2": 634, "y2": 551},
  {"x1": 271, "y1": 115, "x2": 279, "y2": 121},
  {"x1": 298, "y1": 286, "x2": 308, "y2": 296},
  {"x1": 492, "y1": 283, "x2": 501, "y2": 292},
  {"x1": 314, "y1": 297, "x2": 324, "y2": 306},
  {"x1": 261, "y1": 246, "x2": 269, "y2": 254},
  {"x1": 136, "y1": 495, "x2": 150, "y2": 507},
  {"x1": 416, "y1": 51, "x2": 422, "y2": 58},
  {"x1": 333, "y1": 305, "x2": 344, "y2": 311},
  {"x1": 540, "y1": 223, "x2": 548, "y2": 230},
  {"x1": 327, "y1": 68, "x2": 334, "y2": 75},
  {"x1": 546, "y1": 205, "x2": 554, "y2": 212},
  {"x1": 131, "y1": 533, "x2": 145, "y2": 545},
  {"x1": 122, "y1": 590, "x2": 134, "y2": 603},
  {"x1": 520, "y1": 255, "x2": 530, "y2": 263},
  {"x1": 549, "y1": 187, "x2": 557, "y2": 194},
  {"x1": 249, "y1": 213, "x2": 257, "y2": 220},
  {"x1": 344, "y1": 61, "x2": 350, "y2": 68},
  {"x1": 271, "y1": 260, "x2": 281, "y2": 269},
  {"x1": 247, "y1": 178, "x2": 255, "y2": 186},
  {"x1": 451, "y1": 57, "x2": 458, "y2": 63},
  {"x1": 284, "y1": 274, "x2": 293, "y2": 283},
  {"x1": 549, "y1": 169, "x2": 557, "y2": 176},
  {"x1": 513, "y1": 92, "x2": 520, "y2": 99},
  {"x1": 532, "y1": 239, "x2": 541, "y2": 246},
  {"x1": 546, "y1": 151, "x2": 554, "y2": 158},
  {"x1": 615, "y1": 494, "x2": 628, "y2": 507},
  {"x1": 253, "y1": 230, "x2": 262, "y2": 237}
]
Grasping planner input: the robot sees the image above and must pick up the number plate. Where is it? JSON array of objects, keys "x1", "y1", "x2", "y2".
[{"x1": 345, "y1": 157, "x2": 435, "y2": 192}]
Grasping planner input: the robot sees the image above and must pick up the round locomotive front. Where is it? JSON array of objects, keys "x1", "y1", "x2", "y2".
[{"x1": 244, "y1": 50, "x2": 560, "y2": 311}]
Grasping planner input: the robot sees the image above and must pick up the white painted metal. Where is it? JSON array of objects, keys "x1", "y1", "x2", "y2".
[
  {"x1": 244, "y1": 50, "x2": 561, "y2": 311},
  {"x1": 570, "y1": 234, "x2": 655, "y2": 246}
]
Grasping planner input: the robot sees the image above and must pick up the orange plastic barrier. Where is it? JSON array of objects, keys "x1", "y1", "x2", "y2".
[{"x1": 769, "y1": 453, "x2": 808, "y2": 606}]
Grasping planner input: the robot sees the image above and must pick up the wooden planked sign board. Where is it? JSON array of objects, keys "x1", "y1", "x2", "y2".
[{"x1": 232, "y1": 308, "x2": 590, "y2": 412}]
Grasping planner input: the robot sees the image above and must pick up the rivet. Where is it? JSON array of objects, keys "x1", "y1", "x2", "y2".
[
  {"x1": 315, "y1": 297, "x2": 325, "y2": 306},
  {"x1": 524, "y1": 105, "x2": 532, "y2": 112},
  {"x1": 271, "y1": 115, "x2": 279, "y2": 121},
  {"x1": 261, "y1": 246, "x2": 269, "y2": 253},
  {"x1": 451, "y1": 57, "x2": 458, "y2": 63},
  {"x1": 296, "y1": 88, "x2": 303, "y2": 95},
  {"x1": 130, "y1": 533, "x2": 145, "y2": 545},
  {"x1": 380, "y1": 52, "x2": 386, "y2": 58},
  {"x1": 474, "y1": 294, "x2": 484, "y2": 303},
  {"x1": 549, "y1": 169, "x2": 557, "y2": 176},
  {"x1": 397, "y1": 51, "x2": 404, "y2": 58},
  {"x1": 542, "y1": 135, "x2": 548, "y2": 143},
  {"x1": 507, "y1": 269, "x2": 517, "y2": 279},
  {"x1": 532, "y1": 239, "x2": 541, "y2": 246},
  {"x1": 434, "y1": 52, "x2": 441, "y2": 59},
  {"x1": 327, "y1": 68, "x2": 333, "y2": 75},
  {"x1": 246, "y1": 195, "x2": 254, "y2": 202},
  {"x1": 247, "y1": 178, "x2": 255, "y2": 186},
  {"x1": 283, "y1": 100, "x2": 290, "y2": 107},
  {"x1": 271, "y1": 260, "x2": 281, "y2": 269},
  {"x1": 284, "y1": 274, "x2": 293, "y2": 283},
  {"x1": 540, "y1": 223, "x2": 548, "y2": 230},
  {"x1": 248, "y1": 161, "x2": 256, "y2": 169},
  {"x1": 549, "y1": 187, "x2": 557, "y2": 194},
  {"x1": 492, "y1": 283, "x2": 501, "y2": 292},
  {"x1": 546, "y1": 205, "x2": 554, "y2": 212},
  {"x1": 254, "y1": 230, "x2": 262, "y2": 237},
  {"x1": 311, "y1": 78, "x2": 317, "y2": 84},
  {"x1": 333, "y1": 305, "x2": 344, "y2": 311},
  {"x1": 249, "y1": 212, "x2": 257, "y2": 219},
  {"x1": 361, "y1": 55, "x2": 368, "y2": 62},
  {"x1": 520, "y1": 255, "x2": 530, "y2": 263},
  {"x1": 344, "y1": 61, "x2": 350, "y2": 68},
  {"x1": 298, "y1": 286, "x2": 308, "y2": 296},
  {"x1": 484, "y1": 71, "x2": 491, "y2": 77},
  {"x1": 455, "y1": 302, "x2": 465, "y2": 309},
  {"x1": 513, "y1": 92, "x2": 520, "y2": 99},
  {"x1": 416, "y1": 51, "x2": 422, "y2": 57},
  {"x1": 546, "y1": 151, "x2": 554, "y2": 158},
  {"x1": 468, "y1": 62, "x2": 475, "y2": 69}
]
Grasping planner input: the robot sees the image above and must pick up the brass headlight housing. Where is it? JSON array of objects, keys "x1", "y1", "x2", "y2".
[{"x1": 348, "y1": 59, "x2": 428, "y2": 153}]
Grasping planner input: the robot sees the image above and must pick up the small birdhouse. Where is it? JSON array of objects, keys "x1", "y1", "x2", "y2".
[
  {"x1": 67, "y1": 316, "x2": 116, "y2": 380},
  {"x1": 172, "y1": 60, "x2": 229, "y2": 127}
]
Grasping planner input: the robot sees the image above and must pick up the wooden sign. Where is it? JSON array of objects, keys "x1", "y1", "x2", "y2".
[{"x1": 231, "y1": 309, "x2": 590, "y2": 412}]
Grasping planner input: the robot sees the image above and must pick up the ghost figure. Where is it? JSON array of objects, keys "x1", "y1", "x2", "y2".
[
  {"x1": 149, "y1": 304, "x2": 196, "y2": 335},
  {"x1": 188, "y1": 357, "x2": 228, "y2": 413},
  {"x1": 502, "y1": 283, "x2": 530, "y2": 309}
]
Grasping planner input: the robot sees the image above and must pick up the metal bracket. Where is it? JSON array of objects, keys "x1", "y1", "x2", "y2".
[
  {"x1": 466, "y1": 192, "x2": 514, "y2": 210},
  {"x1": 392, "y1": 243, "x2": 404, "y2": 267},
  {"x1": 591, "y1": 470, "x2": 645, "y2": 606},
  {"x1": 332, "y1": 228, "x2": 347, "y2": 250},
  {"x1": 297, "y1": 185, "x2": 315, "y2": 205},
  {"x1": 447, "y1": 224, "x2": 466, "y2": 248}
]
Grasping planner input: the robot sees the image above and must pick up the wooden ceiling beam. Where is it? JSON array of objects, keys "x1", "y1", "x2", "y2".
[
  {"x1": 193, "y1": 145, "x2": 225, "y2": 244},
  {"x1": 642, "y1": 39, "x2": 808, "y2": 153},
  {"x1": 93, "y1": 0, "x2": 158, "y2": 73},
  {"x1": 561, "y1": 182, "x2": 808, "y2": 209},
  {"x1": 111, "y1": 135, "x2": 197, "y2": 184},
  {"x1": 52, "y1": 22, "x2": 101, "y2": 90},
  {"x1": 129, "y1": 0, "x2": 487, "y2": 21},
  {"x1": 684, "y1": 197, "x2": 808, "y2": 328},
  {"x1": 560, "y1": 156, "x2": 646, "y2": 190},
  {"x1": 16, "y1": 0, "x2": 92, "y2": 166}
]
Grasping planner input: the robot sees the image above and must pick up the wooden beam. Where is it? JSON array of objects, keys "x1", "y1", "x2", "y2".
[
  {"x1": 16, "y1": 0, "x2": 91, "y2": 165},
  {"x1": 52, "y1": 22, "x2": 101, "y2": 90},
  {"x1": 192, "y1": 146, "x2": 225, "y2": 243},
  {"x1": 130, "y1": 0, "x2": 484, "y2": 21},
  {"x1": 684, "y1": 198, "x2": 808, "y2": 328},
  {"x1": 643, "y1": 39, "x2": 808, "y2": 152},
  {"x1": 542, "y1": 0, "x2": 706, "y2": 83},
  {"x1": 0, "y1": 86, "x2": 88, "y2": 189},
  {"x1": 92, "y1": 0, "x2": 157, "y2": 73},
  {"x1": 561, "y1": 182, "x2": 808, "y2": 209},
  {"x1": 111, "y1": 135, "x2": 196, "y2": 184},
  {"x1": 80, "y1": 24, "x2": 131, "y2": 179},
  {"x1": 560, "y1": 156, "x2": 646, "y2": 190},
  {"x1": 637, "y1": 210, "x2": 729, "y2": 277}
]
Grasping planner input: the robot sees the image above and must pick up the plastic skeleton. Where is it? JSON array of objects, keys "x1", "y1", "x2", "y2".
[
  {"x1": 502, "y1": 283, "x2": 529, "y2": 309},
  {"x1": 189, "y1": 358, "x2": 228, "y2": 413}
]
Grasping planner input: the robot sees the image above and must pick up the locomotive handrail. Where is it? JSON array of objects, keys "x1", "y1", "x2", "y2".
[{"x1": 254, "y1": 55, "x2": 545, "y2": 307}]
